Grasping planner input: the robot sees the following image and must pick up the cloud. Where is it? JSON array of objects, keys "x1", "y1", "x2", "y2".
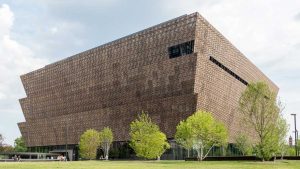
[
  {"x1": 0, "y1": 4, "x2": 13, "y2": 37},
  {"x1": 295, "y1": 12, "x2": 300, "y2": 21},
  {"x1": 0, "y1": 4, "x2": 48, "y2": 145}
]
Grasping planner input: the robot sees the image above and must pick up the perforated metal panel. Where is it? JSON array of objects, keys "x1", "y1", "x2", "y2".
[{"x1": 18, "y1": 12, "x2": 278, "y2": 147}]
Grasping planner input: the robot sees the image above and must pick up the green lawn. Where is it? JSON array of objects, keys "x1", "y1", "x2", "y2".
[{"x1": 0, "y1": 160, "x2": 300, "y2": 169}]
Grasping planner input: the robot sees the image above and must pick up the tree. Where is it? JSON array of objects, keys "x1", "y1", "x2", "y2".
[
  {"x1": 239, "y1": 82, "x2": 282, "y2": 161},
  {"x1": 235, "y1": 133, "x2": 253, "y2": 156},
  {"x1": 14, "y1": 137, "x2": 27, "y2": 152},
  {"x1": 288, "y1": 146, "x2": 296, "y2": 156},
  {"x1": 79, "y1": 129, "x2": 100, "y2": 160},
  {"x1": 0, "y1": 134, "x2": 3, "y2": 147},
  {"x1": 0, "y1": 145, "x2": 14, "y2": 152},
  {"x1": 129, "y1": 112, "x2": 170, "y2": 160},
  {"x1": 175, "y1": 120, "x2": 193, "y2": 157},
  {"x1": 175, "y1": 111, "x2": 228, "y2": 161},
  {"x1": 276, "y1": 116, "x2": 289, "y2": 160},
  {"x1": 296, "y1": 141, "x2": 300, "y2": 156},
  {"x1": 99, "y1": 127, "x2": 113, "y2": 160}
]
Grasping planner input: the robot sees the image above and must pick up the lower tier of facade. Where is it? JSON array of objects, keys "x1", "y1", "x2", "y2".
[{"x1": 27, "y1": 140, "x2": 242, "y2": 161}]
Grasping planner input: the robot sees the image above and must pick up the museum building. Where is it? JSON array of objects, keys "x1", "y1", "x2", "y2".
[{"x1": 18, "y1": 12, "x2": 278, "y2": 160}]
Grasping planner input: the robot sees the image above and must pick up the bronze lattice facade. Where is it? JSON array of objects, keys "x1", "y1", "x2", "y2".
[{"x1": 18, "y1": 13, "x2": 278, "y2": 149}]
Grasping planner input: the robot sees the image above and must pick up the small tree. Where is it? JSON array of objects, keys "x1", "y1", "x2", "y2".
[
  {"x1": 130, "y1": 112, "x2": 170, "y2": 160},
  {"x1": 175, "y1": 121, "x2": 193, "y2": 157},
  {"x1": 14, "y1": 137, "x2": 27, "y2": 152},
  {"x1": 288, "y1": 146, "x2": 296, "y2": 156},
  {"x1": 277, "y1": 116, "x2": 289, "y2": 160},
  {"x1": 175, "y1": 111, "x2": 228, "y2": 161},
  {"x1": 296, "y1": 141, "x2": 300, "y2": 156},
  {"x1": 235, "y1": 133, "x2": 252, "y2": 156},
  {"x1": 99, "y1": 127, "x2": 113, "y2": 160},
  {"x1": 79, "y1": 129, "x2": 100, "y2": 160},
  {"x1": 0, "y1": 144, "x2": 14, "y2": 152},
  {"x1": 239, "y1": 82, "x2": 281, "y2": 161},
  {"x1": 0, "y1": 134, "x2": 3, "y2": 147}
]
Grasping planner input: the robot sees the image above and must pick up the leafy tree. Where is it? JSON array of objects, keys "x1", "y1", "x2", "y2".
[
  {"x1": 0, "y1": 134, "x2": 3, "y2": 147},
  {"x1": 129, "y1": 112, "x2": 170, "y2": 160},
  {"x1": 0, "y1": 145, "x2": 14, "y2": 152},
  {"x1": 0, "y1": 134, "x2": 15, "y2": 153},
  {"x1": 288, "y1": 146, "x2": 296, "y2": 156},
  {"x1": 239, "y1": 82, "x2": 282, "y2": 161},
  {"x1": 175, "y1": 120, "x2": 193, "y2": 157},
  {"x1": 276, "y1": 116, "x2": 289, "y2": 160},
  {"x1": 99, "y1": 127, "x2": 113, "y2": 160},
  {"x1": 175, "y1": 111, "x2": 228, "y2": 161},
  {"x1": 235, "y1": 133, "x2": 252, "y2": 156},
  {"x1": 255, "y1": 114, "x2": 288, "y2": 161},
  {"x1": 14, "y1": 137, "x2": 27, "y2": 152},
  {"x1": 79, "y1": 129, "x2": 100, "y2": 160},
  {"x1": 292, "y1": 139, "x2": 300, "y2": 156}
]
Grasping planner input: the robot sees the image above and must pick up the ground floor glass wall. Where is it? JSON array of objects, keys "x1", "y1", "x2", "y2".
[{"x1": 28, "y1": 141, "x2": 242, "y2": 160}]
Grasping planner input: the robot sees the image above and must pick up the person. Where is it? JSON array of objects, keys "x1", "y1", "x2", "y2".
[
  {"x1": 60, "y1": 155, "x2": 65, "y2": 161},
  {"x1": 57, "y1": 155, "x2": 61, "y2": 161},
  {"x1": 13, "y1": 155, "x2": 17, "y2": 161},
  {"x1": 17, "y1": 155, "x2": 21, "y2": 162}
]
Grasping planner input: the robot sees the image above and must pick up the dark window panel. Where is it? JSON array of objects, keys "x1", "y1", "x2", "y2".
[
  {"x1": 209, "y1": 56, "x2": 248, "y2": 86},
  {"x1": 168, "y1": 40, "x2": 194, "y2": 59}
]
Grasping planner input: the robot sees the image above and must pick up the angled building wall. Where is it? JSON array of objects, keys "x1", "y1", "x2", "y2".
[{"x1": 193, "y1": 13, "x2": 278, "y2": 142}]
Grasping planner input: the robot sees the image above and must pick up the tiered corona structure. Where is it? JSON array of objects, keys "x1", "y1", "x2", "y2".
[{"x1": 18, "y1": 12, "x2": 278, "y2": 160}]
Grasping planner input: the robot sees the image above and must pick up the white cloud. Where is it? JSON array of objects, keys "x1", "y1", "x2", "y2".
[
  {"x1": 0, "y1": 4, "x2": 13, "y2": 37},
  {"x1": 0, "y1": 4, "x2": 48, "y2": 145},
  {"x1": 49, "y1": 27, "x2": 58, "y2": 34},
  {"x1": 295, "y1": 12, "x2": 300, "y2": 21}
]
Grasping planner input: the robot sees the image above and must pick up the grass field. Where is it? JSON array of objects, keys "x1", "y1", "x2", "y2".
[{"x1": 0, "y1": 160, "x2": 300, "y2": 169}]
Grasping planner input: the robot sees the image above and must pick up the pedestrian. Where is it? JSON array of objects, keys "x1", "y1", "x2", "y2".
[{"x1": 13, "y1": 155, "x2": 17, "y2": 161}]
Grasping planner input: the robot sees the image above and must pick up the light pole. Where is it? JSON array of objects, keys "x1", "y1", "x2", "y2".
[{"x1": 291, "y1": 114, "x2": 297, "y2": 156}]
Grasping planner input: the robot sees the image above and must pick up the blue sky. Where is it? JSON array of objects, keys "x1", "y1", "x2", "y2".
[{"x1": 0, "y1": 0, "x2": 300, "y2": 145}]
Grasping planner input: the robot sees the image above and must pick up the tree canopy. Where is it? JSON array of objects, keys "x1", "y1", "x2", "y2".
[
  {"x1": 129, "y1": 112, "x2": 170, "y2": 160},
  {"x1": 14, "y1": 137, "x2": 27, "y2": 152},
  {"x1": 79, "y1": 129, "x2": 100, "y2": 160},
  {"x1": 175, "y1": 110, "x2": 228, "y2": 160}
]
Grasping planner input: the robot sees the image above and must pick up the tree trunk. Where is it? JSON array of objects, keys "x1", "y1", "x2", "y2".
[
  {"x1": 196, "y1": 149, "x2": 201, "y2": 161},
  {"x1": 105, "y1": 148, "x2": 109, "y2": 160},
  {"x1": 104, "y1": 143, "x2": 109, "y2": 160},
  {"x1": 203, "y1": 145, "x2": 214, "y2": 160},
  {"x1": 200, "y1": 147, "x2": 203, "y2": 161}
]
